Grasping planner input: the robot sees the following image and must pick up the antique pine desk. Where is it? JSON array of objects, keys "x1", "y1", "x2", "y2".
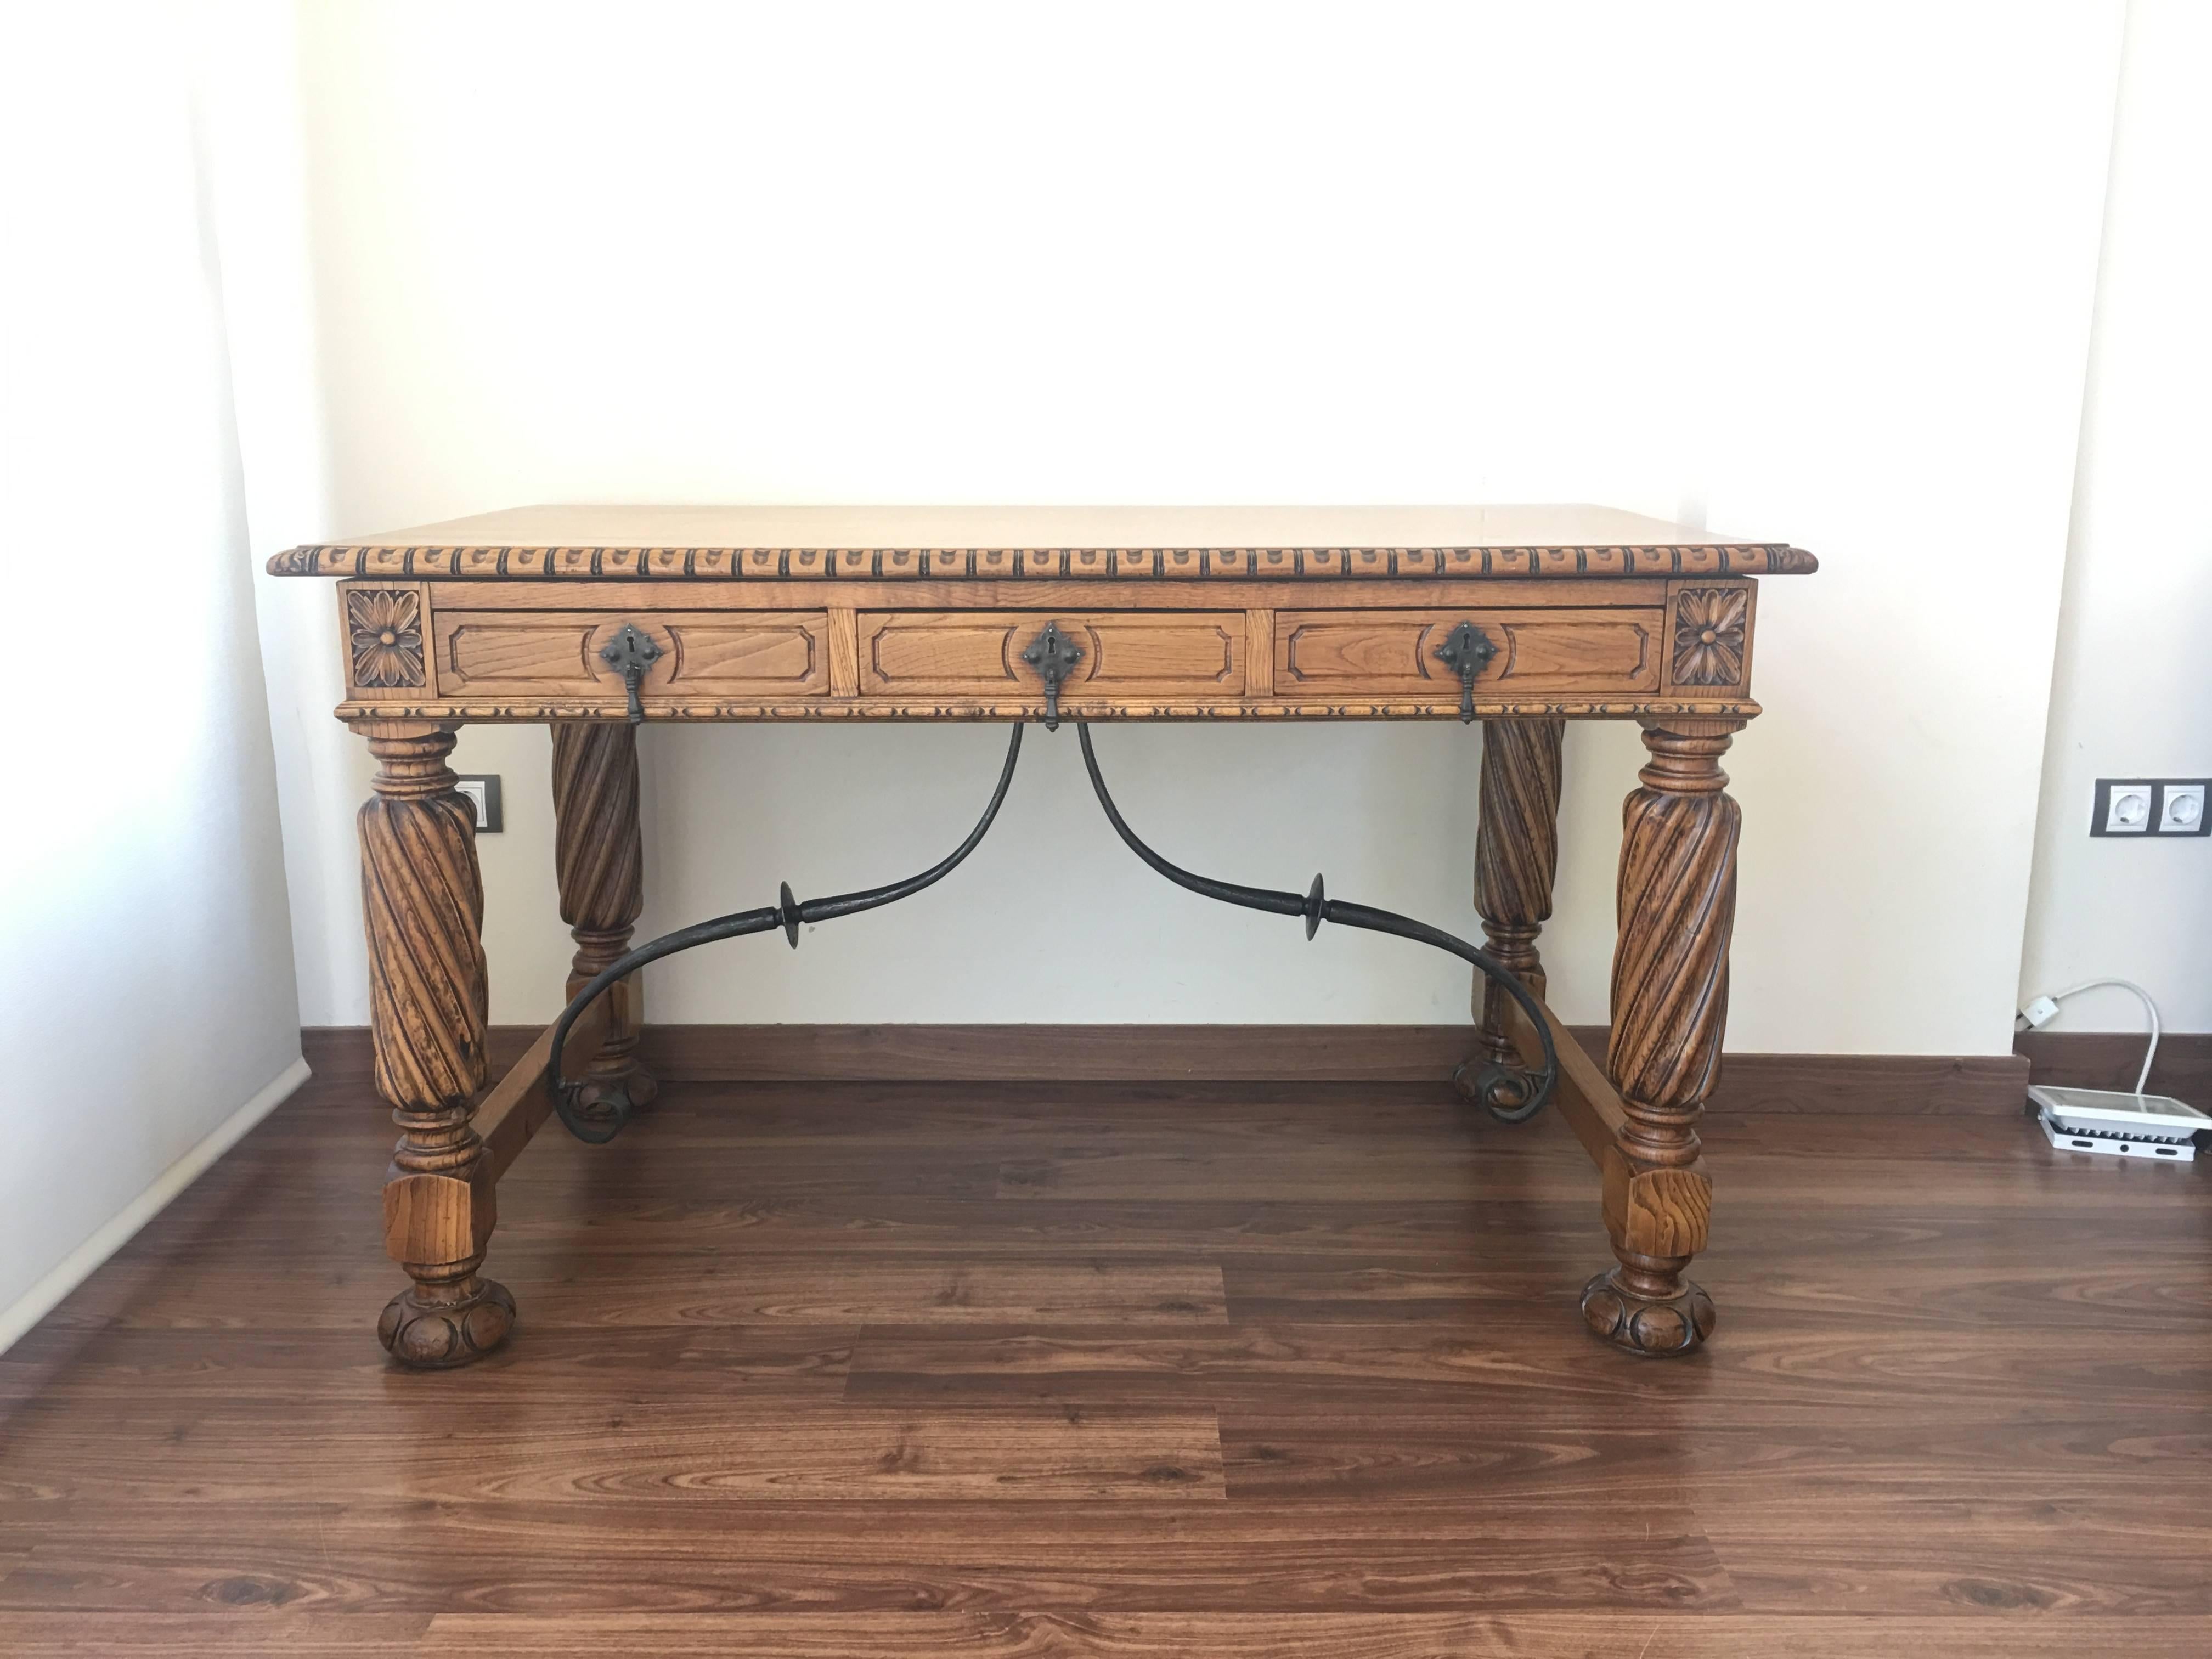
[{"x1": 270, "y1": 505, "x2": 1814, "y2": 1368}]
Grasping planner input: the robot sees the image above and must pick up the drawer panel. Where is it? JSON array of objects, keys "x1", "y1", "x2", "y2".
[
  {"x1": 859, "y1": 612, "x2": 1244, "y2": 696},
  {"x1": 1275, "y1": 608, "x2": 1661, "y2": 697},
  {"x1": 433, "y1": 611, "x2": 828, "y2": 699}
]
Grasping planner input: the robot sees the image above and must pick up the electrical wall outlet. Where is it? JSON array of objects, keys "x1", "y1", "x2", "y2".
[
  {"x1": 2090, "y1": 777, "x2": 2211, "y2": 838},
  {"x1": 455, "y1": 775, "x2": 504, "y2": 833},
  {"x1": 2098, "y1": 780, "x2": 2154, "y2": 833}
]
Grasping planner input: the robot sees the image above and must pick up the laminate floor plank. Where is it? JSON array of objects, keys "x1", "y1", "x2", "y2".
[
  {"x1": 12, "y1": 1263, "x2": 1228, "y2": 1339},
  {"x1": 1216, "y1": 1416, "x2": 2212, "y2": 1505},
  {"x1": 3, "y1": 1073, "x2": 2207, "y2": 1654},
  {"x1": 2, "y1": 1326, "x2": 855, "y2": 1412},
  {"x1": 844, "y1": 1320, "x2": 2212, "y2": 1422},
  {"x1": 1222, "y1": 1256, "x2": 2212, "y2": 1330},
  {"x1": 0, "y1": 1612, "x2": 431, "y2": 1654},
  {"x1": 425, "y1": 1611, "x2": 2212, "y2": 1657},
  {"x1": 7, "y1": 1611, "x2": 2211, "y2": 1659},
  {"x1": 0, "y1": 1497, "x2": 1731, "y2": 1615},
  {"x1": 0, "y1": 1403, "x2": 1226, "y2": 1505}
]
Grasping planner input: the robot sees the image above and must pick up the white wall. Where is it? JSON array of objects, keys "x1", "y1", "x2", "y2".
[
  {"x1": 2020, "y1": 0, "x2": 2212, "y2": 1036},
  {"x1": 261, "y1": 1, "x2": 2126, "y2": 1055},
  {"x1": 0, "y1": 5, "x2": 305, "y2": 1347}
]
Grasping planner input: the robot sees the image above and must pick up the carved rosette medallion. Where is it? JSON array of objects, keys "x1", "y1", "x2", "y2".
[
  {"x1": 348, "y1": 589, "x2": 426, "y2": 687},
  {"x1": 1670, "y1": 588, "x2": 1748, "y2": 687}
]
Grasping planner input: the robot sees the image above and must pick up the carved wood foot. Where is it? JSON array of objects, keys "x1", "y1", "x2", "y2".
[
  {"x1": 552, "y1": 722, "x2": 657, "y2": 1115},
  {"x1": 1582, "y1": 1259, "x2": 1716, "y2": 1356},
  {"x1": 379, "y1": 1273, "x2": 516, "y2": 1368}
]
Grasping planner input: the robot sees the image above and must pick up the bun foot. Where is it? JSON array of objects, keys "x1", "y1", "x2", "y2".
[
  {"x1": 378, "y1": 1276, "x2": 515, "y2": 1368},
  {"x1": 1581, "y1": 1268, "x2": 1714, "y2": 1356},
  {"x1": 574, "y1": 1060, "x2": 657, "y2": 1115}
]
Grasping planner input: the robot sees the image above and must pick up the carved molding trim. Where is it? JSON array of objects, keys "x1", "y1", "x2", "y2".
[
  {"x1": 347, "y1": 589, "x2": 426, "y2": 687},
  {"x1": 276, "y1": 543, "x2": 1819, "y2": 582},
  {"x1": 334, "y1": 696, "x2": 1765, "y2": 723},
  {"x1": 1671, "y1": 588, "x2": 1750, "y2": 687}
]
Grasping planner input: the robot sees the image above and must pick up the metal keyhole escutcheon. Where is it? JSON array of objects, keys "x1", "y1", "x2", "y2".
[
  {"x1": 600, "y1": 623, "x2": 663, "y2": 725},
  {"x1": 1020, "y1": 619, "x2": 1084, "y2": 731},
  {"x1": 1434, "y1": 620, "x2": 1498, "y2": 724}
]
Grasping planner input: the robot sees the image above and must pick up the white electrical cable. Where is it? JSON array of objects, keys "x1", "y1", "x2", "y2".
[{"x1": 2048, "y1": 979, "x2": 2162, "y2": 1097}]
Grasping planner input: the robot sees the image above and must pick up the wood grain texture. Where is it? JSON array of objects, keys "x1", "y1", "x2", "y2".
[
  {"x1": 474, "y1": 997, "x2": 607, "y2": 1182},
  {"x1": 4, "y1": 1613, "x2": 2205, "y2": 1657},
  {"x1": 436, "y1": 611, "x2": 830, "y2": 702},
  {"x1": 426, "y1": 575, "x2": 1673, "y2": 612},
  {"x1": 4, "y1": 1070, "x2": 2207, "y2": 1654},
  {"x1": 550, "y1": 721, "x2": 655, "y2": 1114},
  {"x1": 826, "y1": 607, "x2": 860, "y2": 697},
  {"x1": 1243, "y1": 609, "x2": 1274, "y2": 697},
  {"x1": 1277, "y1": 610, "x2": 1657, "y2": 697},
  {"x1": 857, "y1": 610, "x2": 1244, "y2": 698},
  {"x1": 352, "y1": 720, "x2": 511, "y2": 1368}
]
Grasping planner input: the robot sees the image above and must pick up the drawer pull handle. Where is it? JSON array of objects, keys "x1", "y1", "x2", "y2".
[
  {"x1": 1434, "y1": 621, "x2": 1498, "y2": 723},
  {"x1": 1019, "y1": 619, "x2": 1085, "y2": 731},
  {"x1": 599, "y1": 623, "x2": 663, "y2": 724}
]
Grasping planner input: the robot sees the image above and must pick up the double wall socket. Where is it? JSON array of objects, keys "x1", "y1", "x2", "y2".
[{"x1": 2091, "y1": 778, "x2": 2208, "y2": 838}]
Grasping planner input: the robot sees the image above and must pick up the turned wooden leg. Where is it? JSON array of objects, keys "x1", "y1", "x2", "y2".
[
  {"x1": 551, "y1": 721, "x2": 657, "y2": 1114},
  {"x1": 355, "y1": 720, "x2": 513, "y2": 1368},
  {"x1": 1583, "y1": 716, "x2": 1741, "y2": 1357},
  {"x1": 1458, "y1": 718, "x2": 1565, "y2": 1110}
]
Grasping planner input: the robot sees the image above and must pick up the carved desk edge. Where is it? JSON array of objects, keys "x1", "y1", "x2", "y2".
[
  {"x1": 331, "y1": 697, "x2": 1765, "y2": 723},
  {"x1": 273, "y1": 540, "x2": 1817, "y2": 581}
]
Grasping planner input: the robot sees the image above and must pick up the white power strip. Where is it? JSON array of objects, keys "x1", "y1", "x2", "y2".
[
  {"x1": 2038, "y1": 1109, "x2": 2197, "y2": 1162},
  {"x1": 2032, "y1": 1085, "x2": 2205, "y2": 1163}
]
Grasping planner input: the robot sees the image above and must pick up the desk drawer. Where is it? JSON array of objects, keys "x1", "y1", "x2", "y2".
[
  {"x1": 859, "y1": 611, "x2": 1245, "y2": 696},
  {"x1": 1274, "y1": 608, "x2": 1661, "y2": 698},
  {"x1": 432, "y1": 611, "x2": 830, "y2": 700}
]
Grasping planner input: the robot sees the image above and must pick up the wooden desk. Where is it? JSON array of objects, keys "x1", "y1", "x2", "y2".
[{"x1": 272, "y1": 505, "x2": 1814, "y2": 1367}]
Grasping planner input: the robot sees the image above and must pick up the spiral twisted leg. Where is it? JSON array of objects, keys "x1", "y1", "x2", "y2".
[
  {"x1": 356, "y1": 720, "x2": 511, "y2": 1368},
  {"x1": 1458, "y1": 718, "x2": 1564, "y2": 1118},
  {"x1": 1587, "y1": 717, "x2": 1740, "y2": 1356},
  {"x1": 552, "y1": 722, "x2": 657, "y2": 1120}
]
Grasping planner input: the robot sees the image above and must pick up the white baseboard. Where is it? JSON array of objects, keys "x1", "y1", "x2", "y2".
[{"x1": 0, "y1": 1055, "x2": 312, "y2": 1356}]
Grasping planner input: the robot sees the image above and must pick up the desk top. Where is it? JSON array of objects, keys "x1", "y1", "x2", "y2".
[{"x1": 270, "y1": 504, "x2": 1816, "y2": 582}]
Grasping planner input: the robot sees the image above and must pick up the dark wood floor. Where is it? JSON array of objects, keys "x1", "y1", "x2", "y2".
[{"x1": 3, "y1": 1064, "x2": 2209, "y2": 1656}]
